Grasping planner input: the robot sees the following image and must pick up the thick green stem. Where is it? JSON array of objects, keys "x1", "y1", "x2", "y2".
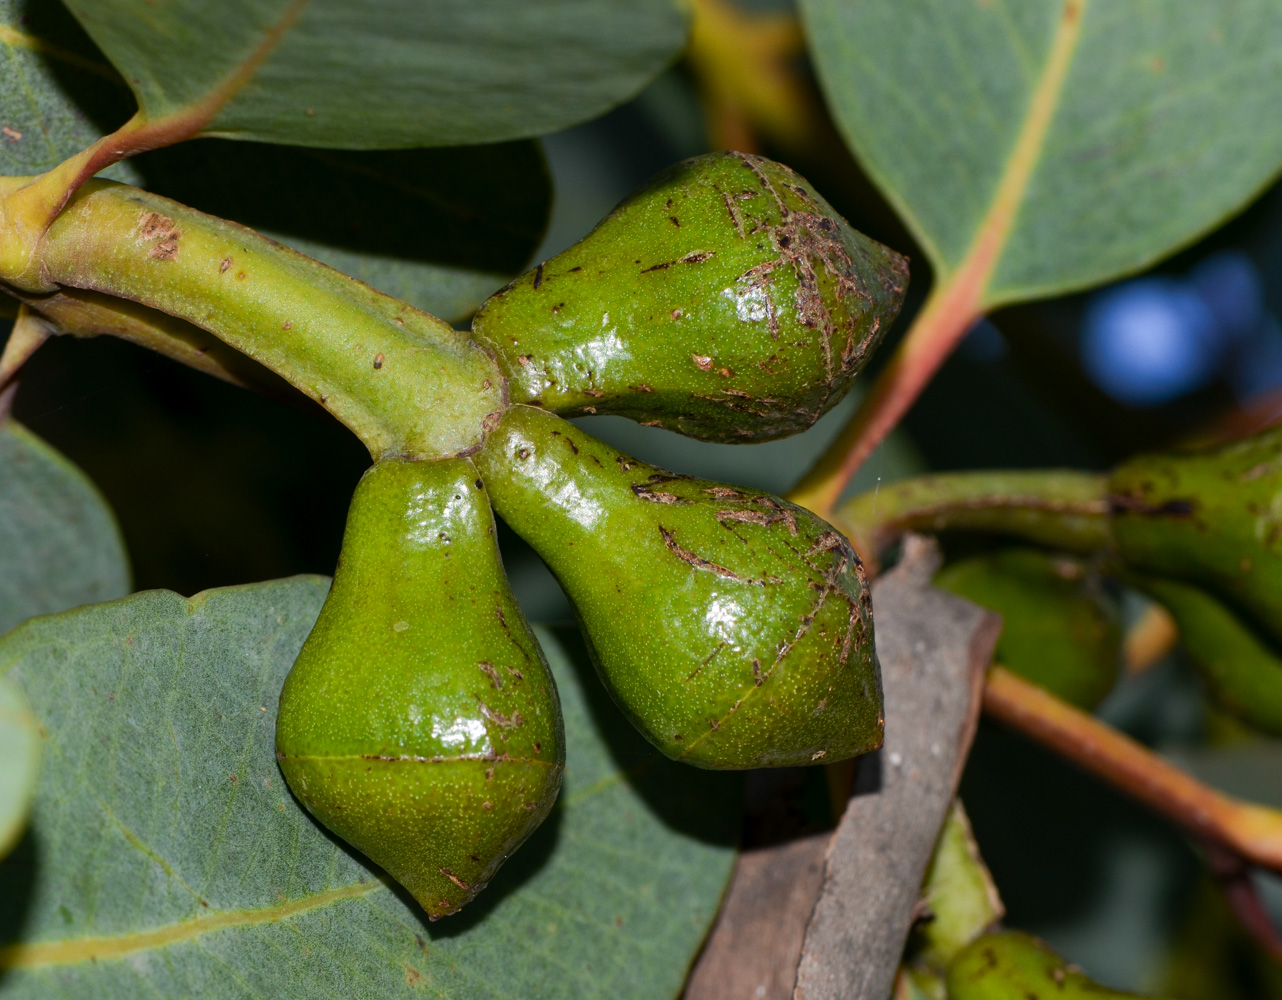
[
  {"x1": 3, "y1": 177, "x2": 505, "y2": 460},
  {"x1": 834, "y1": 469, "x2": 1112, "y2": 572},
  {"x1": 11, "y1": 285, "x2": 294, "y2": 395}
]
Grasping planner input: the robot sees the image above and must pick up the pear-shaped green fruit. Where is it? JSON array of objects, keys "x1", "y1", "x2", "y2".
[
  {"x1": 276, "y1": 457, "x2": 563, "y2": 919},
  {"x1": 1111, "y1": 423, "x2": 1282, "y2": 642},
  {"x1": 474, "y1": 403, "x2": 882, "y2": 768},
  {"x1": 948, "y1": 932, "x2": 1170, "y2": 999},
  {"x1": 935, "y1": 549, "x2": 1121, "y2": 710},
  {"x1": 1131, "y1": 575, "x2": 1282, "y2": 737},
  {"x1": 472, "y1": 151, "x2": 908, "y2": 443}
]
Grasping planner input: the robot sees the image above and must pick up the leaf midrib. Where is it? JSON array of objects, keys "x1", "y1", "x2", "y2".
[
  {"x1": 0, "y1": 877, "x2": 387, "y2": 970},
  {"x1": 0, "y1": 24, "x2": 117, "y2": 80},
  {"x1": 946, "y1": 0, "x2": 1089, "y2": 303}
]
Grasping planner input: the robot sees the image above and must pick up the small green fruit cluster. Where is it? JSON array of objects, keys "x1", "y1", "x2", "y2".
[
  {"x1": 274, "y1": 153, "x2": 907, "y2": 916},
  {"x1": 843, "y1": 422, "x2": 1282, "y2": 733}
]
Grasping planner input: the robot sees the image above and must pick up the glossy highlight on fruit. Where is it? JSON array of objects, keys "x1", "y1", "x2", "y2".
[
  {"x1": 276, "y1": 457, "x2": 563, "y2": 919},
  {"x1": 472, "y1": 151, "x2": 908, "y2": 443},
  {"x1": 475, "y1": 404, "x2": 883, "y2": 769}
]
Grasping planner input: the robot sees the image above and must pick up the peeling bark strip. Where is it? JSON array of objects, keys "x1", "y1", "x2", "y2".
[
  {"x1": 685, "y1": 833, "x2": 832, "y2": 1000},
  {"x1": 684, "y1": 536, "x2": 1000, "y2": 1000},
  {"x1": 791, "y1": 536, "x2": 1001, "y2": 1000}
]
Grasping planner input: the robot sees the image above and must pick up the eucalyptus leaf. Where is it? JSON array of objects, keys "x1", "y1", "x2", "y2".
[
  {"x1": 0, "y1": 578, "x2": 738, "y2": 998},
  {"x1": 63, "y1": 0, "x2": 690, "y2": 149},
  {"x1": 800, "y1": 0, "x2": 1282, "y2": 306},
  {"x1": 0, "y1": 1, "x2": 552, "y2": 325},
  {"x1": 0, "y1": 420, "x2": 130, "y2": 636},
  {"x1": 0, "y1": 674, "x2": 39, "y2": 859},
  {"x1": 0, "y1": 0, "x2": 138, "y2": 182}
]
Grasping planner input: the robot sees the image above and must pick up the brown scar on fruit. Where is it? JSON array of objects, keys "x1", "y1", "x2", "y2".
[
  {"x1": 632, "y1": 483, "x2": 688, "y2": 504},
  {"x1": 715, "y1": 507, "x2": 798, "y2": 534},
  {"x1": 721, "y1": 494, "x2": 799, "y2": 534},
  {"x1": 732, "y1": 151, "x2": 901, "y2": 387},
  {"x1": 720, "y1": 187, "x2": 755, "y2": 238},
  {"x1": 659, "y1": 526, "x2": 776, "y2": 584},
  {"x1": 807, "y1": 531, "x2": 848, "y2": 557},
  {"x1": 641, "y1": 250, "x2": 716, "y2": 273},
  {"x1": 1109, "y1": 494, "x2": 1198, "y2": 517},
  {"x1": 549, "y1": 429, "x2": 579, "y2": 454},
  {"x1": 687, "y1": 642, "x2": 728, "y2": 681},
  {"x1": 439, "y1": 868, "x2": 470, "y2": 891},
  {"x1": 479, "y1": 703, "x2": 524, "y2": 728},
  {"x1": 137, "y1": 211, "x2": 181, "y2": 260},
  {"x1": 478, "y1": 661, "x2": 503, "y2": 689},
  {"x1": 695, "y1": 392, "x2": 773, "y2": 417}
]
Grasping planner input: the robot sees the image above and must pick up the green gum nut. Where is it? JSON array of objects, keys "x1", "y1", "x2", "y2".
[
  {"x1": 1133, "y1": 575, "x2": 1282, "y2": 737},
  {"x1": 471, "y1": 151, "x2": 908, "y2": 443},
  {"x1": 947, "y1": 932, "x2": 1168, "y2": 999},
  {"x1": 475, "y1": 404, "x2": 883, "y2": 769},
  {"x1": 1110, "y1": 423, "x2": 1282, "y2": 642},
  {"x1": 275, "y1": 457, "x2": 563, "y2": 919},
  {"x1": 934, "y1": 548, "x2": 1121, "y2": 710}
]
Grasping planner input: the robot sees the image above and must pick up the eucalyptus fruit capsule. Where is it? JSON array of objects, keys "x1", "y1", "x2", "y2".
[
  {"x1": 276, "y1": 457, "x2": 563, "y2": 919},
  {"x1": 1110, "y1": 422, "x2": 1282, "y2": 642},
  {"x1": 947, "y1": 932, "x2": 1165, "y2": 999},
  {"x1": 935, "y1": 548, "x2": 1120, "y2": 710},
  {"x1": 1131, "y1": 575, "x2": 1282, "y2": 737},
  {"x1": 475, "y1": 404, "x2": 883, "y2": 769},
  {"x1": 472, "y1": 151, "x2": 908, "y2": 443}
]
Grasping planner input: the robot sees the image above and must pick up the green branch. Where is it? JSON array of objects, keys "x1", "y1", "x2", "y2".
[
  {"x1": 2, "y1": 177, "x2": 505, "y2": 460},
  {"x1": 835, "y1": 469, "x2": 1112, "y2": 571}
]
